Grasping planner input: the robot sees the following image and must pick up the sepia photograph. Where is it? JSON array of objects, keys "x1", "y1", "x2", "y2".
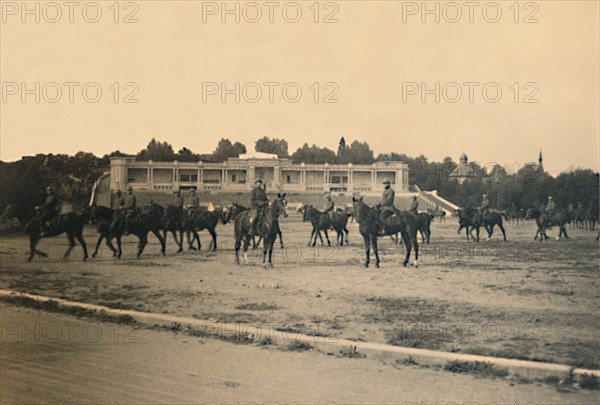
[{"x1": 0, "y1": 1, "x2": 599, "y2": 404}]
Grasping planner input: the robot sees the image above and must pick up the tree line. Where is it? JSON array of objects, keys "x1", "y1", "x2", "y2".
[{"x1": 0, "y1": 137, "x2": 597, "y2": 221}]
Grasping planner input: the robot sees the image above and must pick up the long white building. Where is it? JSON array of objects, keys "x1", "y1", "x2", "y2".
[{"x1": 110, "y1": 152, "x2": 409, "y2": 196}]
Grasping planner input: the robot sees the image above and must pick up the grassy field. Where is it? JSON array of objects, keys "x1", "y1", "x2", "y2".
[{"x1": 1, "y1": 213, "x2": 598, "y2": 369}]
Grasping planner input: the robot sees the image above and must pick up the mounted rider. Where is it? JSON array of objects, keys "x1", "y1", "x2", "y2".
[
  {"x1": 545, "y1": 196, "x2": 555, "y2": 215},
  {"x1": 249, "y1": 179, "x2": 269, "y2": 232},
  {"x1": 408, "y1": 196, "x2": 418, "y2": 214},
  {"x1": 479, "y1": 194, "x2": 490, "y2": 216},
  {"x1": 378, "y1": 179, "x2": 397, "y2": 221},
  {"x1": 37, "y1": 186, "x2": 60, "y2": 235},
  {"x1": 110, "y1": 186, "x2": 137, "y2": 234},
  {"x1": 188, "y1": 189, "x2": 200, "y2": 210},
  {"x1": 323, "y1": 192, "x2": 335, "y2": 219}
]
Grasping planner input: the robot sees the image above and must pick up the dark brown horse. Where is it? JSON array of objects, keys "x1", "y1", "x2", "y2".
[
  {"x1": 525, "y1": 208, "x2": 569, "y2": 241},
  {"x1": 182, "y1": 207, "x2": 225, "y2": 252},
  {"x1": 352, "y1": 197, "x2": 420, "y2": 268},
  {"x1": 234, "y1": 194, "x2": 287, "y2": 268},
  {"x1": 225, "y1": 203, "x2": 284, "y2": 249},
  {"x1": 111, "y1": 203, "x2": 166, "y2": 257},
  {"x1": 24, "y1": 209, "x2": 88, "y2": 262}
]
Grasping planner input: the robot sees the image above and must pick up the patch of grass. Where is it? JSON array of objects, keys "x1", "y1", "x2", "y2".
[
  {"x1": 286, "y1": 340, "x2": 313, "y2": 351},
  {"x1": 339, "y1": 346, "x2": 365, "y2": 359},
  {"x1": 444, "y1": 360, "x2": 508, "y2": 378},
  {"x1": 578, "y1": 373, "x2": 599, "y2": 390},
  {"x1": 0, "y1": 295, "x2": 138, "y2": 325},
  {"x1": 259, "y1": 336, "x2": 273, "y2": 346},
  {"x1": 235, "y1": 302, "x2": 279, "y2": 311}
]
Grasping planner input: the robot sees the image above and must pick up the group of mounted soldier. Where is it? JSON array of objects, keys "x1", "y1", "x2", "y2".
[{"x1": 15, "y1": 173, "x2": 599, "y2": 265}]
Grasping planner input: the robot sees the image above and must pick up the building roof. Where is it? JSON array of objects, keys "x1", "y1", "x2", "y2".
[{"x1": 237, "y1": 152, "x2": 279, "y2": 160}]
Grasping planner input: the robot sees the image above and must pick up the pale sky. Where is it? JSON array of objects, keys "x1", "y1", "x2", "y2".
[{"x1": 1, "y1": 1, "x2": 598, "y2": 176}]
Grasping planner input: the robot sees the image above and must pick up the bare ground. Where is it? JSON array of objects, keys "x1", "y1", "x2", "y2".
[{"x1": 1, "y1": 214, "x2": 598, "y2": 370}]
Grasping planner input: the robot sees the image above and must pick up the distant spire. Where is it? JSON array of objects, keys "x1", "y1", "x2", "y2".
[{"x1": 538, "y1": 149, "x2": 544, "y2": 172}]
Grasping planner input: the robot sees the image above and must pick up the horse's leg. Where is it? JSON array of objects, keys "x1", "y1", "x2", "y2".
[
  {"x1": 235, "y1": 235, "x2": 242, "y2": 265},
  {"x1": 137, "y1": 235, "x2": 148, "y2": 257},
  {"x1": 242, "y1": 234, "x2": 252, "y2": 265},
  {"x1": 419, "y1": 228, "x2": 425, "y2": 244},
  {"x1": 172, "y1": 230, "x2": 182, "y2": 253},
  {"x1": 499, "y1": 223, "x2": 507, "y2": 241},
  {"x1": 562, "y1": 226, "x2": 569, "y2": 240},
  {"x1": 105, "y1": 236, "x2": 117, "y2": 257},
  {"x1": 317, "y1": 230, "x2": 324, "y2": 246},
  {"x1": 411, "y1": 230, "x2": 419, "y2": 267},
  {"x1": 152, "y1": 229, "x2": 166, "y2": 255},
  {"x1": 363, "y1": 235, "x2": 370, "y2": 268},
  {"x1": 344, "y1": 227, "x2": 349, "y2": 244},
  {"x1": 93, "y1": 235, "x2": 104, "y2": 258},
  {"x1": 163, "y1": 230, "x2": 168, "y2": 252},
  {"x1": 278, "y1": 230, "x2": 284, "y2": 249},
  {"x1": 75, "y1": 231, "x2": 88, "y2": 261},
  {"x1": 309, "y1": 227, "x2": 316, "y2": 247},
  {"x1": 116, "y1": 235, "x2": 123, "y2": 258},
  {"x1": 64, "y1": 233, "x2": 76, "y2": 260},
  {"x1": 324, "y1": 229, "x2": 331, "y2": 246},
  {"x1": 208, "y1": 228, "x2": 217, "y2": 252},
  {"x1": 268, "y1": 239, "x2": 275, "y2": 268},
  {"x1": 401, "y1": 230, "x2": 411, "y2": 267},
  {"x1": 28, "y1": 236, "x2": 45, "y2": 262},
  {"x1": 372, "y1": 236, "x2": 380, "y2": 268}
]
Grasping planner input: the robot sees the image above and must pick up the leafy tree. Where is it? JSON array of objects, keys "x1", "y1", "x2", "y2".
[
  {"x1": 291, "y1": 144, "x2": 337, "y2": 164},
  {"x1": 136, "y1": 138, "x2": 176, "y2": 161},
  {"x1": 177, "y1": 147, "x2": 199, "y2": 162},
  {"x1": 213, "y1": 138, "x2": 247, "y2": 162},
  {"x1": 255, "y1": 137, "x2": 289, "y2": 158}
]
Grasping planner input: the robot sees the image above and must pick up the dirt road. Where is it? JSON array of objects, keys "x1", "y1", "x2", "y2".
[
  {"x1": 2, "y1": 303, "x2": 598, "y2": 404},
  {"x1": 1, "y1": 216, "x2": 598, "y2": 371}
]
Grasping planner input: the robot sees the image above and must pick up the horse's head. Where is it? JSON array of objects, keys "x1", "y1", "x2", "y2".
[
  {"x1": 272, "y1": 193, "x2": 288, "y2": 218},
  {"x1": 352, "y1": 196, "x2": 369, "y2": 223}
]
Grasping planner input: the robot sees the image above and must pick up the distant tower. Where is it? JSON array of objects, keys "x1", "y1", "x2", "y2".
[
  {"x1": 338, "y1": 137, "x2": 346, "y2": 156},
  {"x1": 538, "y1": 149, "x2": 544, "y2": 172}
]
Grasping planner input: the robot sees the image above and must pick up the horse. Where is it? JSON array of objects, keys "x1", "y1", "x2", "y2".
[
  {"x1": 417, "y1": 212, "x2": 434, "y2": 243},
  {"x1": 352, "y1": 197, "x2": 420, "y2": 268},
  {"x1": 304, "y1": 205, "x2": 333, "y2": 247},
  {"x1": 471, "y1": 210, "x2": 507, "y2": 242},
  {"x1": 111, "y1": 203, "x2": 166, "y2": 257},
  {"x1": 182, "y1": 207, "x2": 225, "y2": 252},
  {"x1": 234, "y1": 194, "x2": 287, "y2": 268},
  {"x1": 89, "y1": 204, "x2": 122, "y2": 258},
  {"x1": 24, "y1": 208, "x2": 89, "y2": 262},
  {"x1": 456, "y1": 207, "x2": 477, "y2": 241},
  {"x1": 525, "y1": 208, "x2": 569, "y2": 241},
  {"x1": 225, "y1": 203, "x2": 284, "y2": 249}
]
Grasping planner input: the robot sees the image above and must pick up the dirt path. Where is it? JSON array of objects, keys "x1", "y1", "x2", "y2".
[
  {"x1": 1, "y1": 216, "x2": 598, "y2": 369},
  {"x1": 2, "y1": 303, "x2": 598, "y2": 404}
]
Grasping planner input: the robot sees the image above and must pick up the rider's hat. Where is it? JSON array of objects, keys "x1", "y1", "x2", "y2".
[
  {"x1": 46, "y1": 186, "x2": 54, "y2": 192},
  {"x1": 483, "y1": 194, "x2": 487, "y2": 198},
  {"x1": 383, "y1": 179, "x2": 391, "y2": 184},
  {"x1": 126, "y1": 186, "x2": 133, "y2": 191},
  {"x1": 115, "y1": 190, "x2": 121, "y2": 195},
  {"x1": 548, "y1": 196, "x2": 553, "y2": 200},
  {"x1": 255, "y1": 179, "x2": 263, "y2": 184}
]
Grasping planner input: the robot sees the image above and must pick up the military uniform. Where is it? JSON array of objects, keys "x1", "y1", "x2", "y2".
[
  {"x1": 323, "y1": 196, "x2": 334, "y2": 216},
  {"x1": 545, "y1": 199, "x2": 555, "y2": 214},
  {"x1": 171, "y1": 193, "x2": 184, "y2": 209},
  {"x1": 189, "y1": 192, "x2": 200, "y2": 208},
  {"x1": 250, "y1": 182, "x2": 269, "y2": 226},
  {"x1": 380, "y1": 187, "x2": 395, "y2": 213},
  {"x1": 112, "y1": 193, "x2": 125, "y2": 210},
  {"x1": 39, "y1": 193, "x2": 59, "y2": 226},
  {"x1": 480, "y1": 197, "x2": 490, "y2": 215}
]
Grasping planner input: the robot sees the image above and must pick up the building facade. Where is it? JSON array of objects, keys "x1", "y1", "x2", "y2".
[{"x1": 110, "y1": 152, "x2": 409, "y2": 195}]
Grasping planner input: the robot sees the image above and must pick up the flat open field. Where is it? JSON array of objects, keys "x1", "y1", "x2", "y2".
[{"x1": 1, "y1": 213, "x2": 598, "y2": 369}]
